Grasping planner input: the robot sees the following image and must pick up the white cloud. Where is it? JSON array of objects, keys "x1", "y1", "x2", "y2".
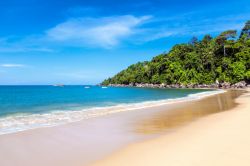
[
  {"x1": 0, "y1": 64, "x2": 26, "y2": 68},
  {"x1": 1, "y1": 12, "x2": 250, "y2": 52},
  {"x1": 46, "y1": 15, "x2": 152, "y2": 48}
]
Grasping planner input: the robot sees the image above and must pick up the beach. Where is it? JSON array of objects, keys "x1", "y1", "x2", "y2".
[
  {"x1": 94, "y1": 89, "x2": 250, "y2": 166},
  {"x1": 0, "y1": 89, "x2": 248, "y2": 166},
  {"x1": 2, "y1": 1, "x2": 249, "y2": 166}
]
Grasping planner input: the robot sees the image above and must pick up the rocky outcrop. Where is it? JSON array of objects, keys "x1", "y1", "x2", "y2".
[{"x1": 107, "y1": 81, "x2": 249, "y2": 89}]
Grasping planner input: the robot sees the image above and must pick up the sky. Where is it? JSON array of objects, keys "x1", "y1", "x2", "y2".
[{"x1": 0, "y1": 0, "x2": 249, "y2": 85}]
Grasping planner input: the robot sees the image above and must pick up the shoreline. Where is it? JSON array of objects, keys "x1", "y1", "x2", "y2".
[
  {"x1": 93, "y1": 89, "x2": 250, "y2": 166},
  {"x1": 0, "y1": 89, "x2": 223, "y2": 135},
  {"x1": 0, "y1": 89, "x2": 245, "y2": 166},
  {"x1": 105, "y1": 81, "x2": 249, "y2": 89}
]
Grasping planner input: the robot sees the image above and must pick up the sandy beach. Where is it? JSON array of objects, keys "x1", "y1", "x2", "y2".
[
  {"x1": 0, "y1": 89, "x2": 248, "y2": 166},
  {"x1": 94, "y1": 89, "x2": 250, "y2": 166},
  {"x1": 2, "y1": 2, "x2": 249, "y2": 165}
]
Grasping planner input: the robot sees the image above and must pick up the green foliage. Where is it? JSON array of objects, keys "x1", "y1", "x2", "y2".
[
  {"x1": 102, "y1": 21, "x2": 250, "y2": 85},
  {"x1": 240, "y1": 20, "x2": 250, "y2": 39}
]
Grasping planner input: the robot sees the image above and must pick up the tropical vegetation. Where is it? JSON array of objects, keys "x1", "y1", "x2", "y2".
[{"x1": 102, "y1": 21, "x2": 250, "y2": 85}]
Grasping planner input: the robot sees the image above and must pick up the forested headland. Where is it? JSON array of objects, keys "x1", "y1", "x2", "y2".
[{"x1": 102, "y1": 21, "x2": 250, "y2": 87}]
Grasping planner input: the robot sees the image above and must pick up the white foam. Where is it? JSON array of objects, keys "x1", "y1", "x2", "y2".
[{"x1": 0, "y1": 89, "x2": 225, "y2": 135}]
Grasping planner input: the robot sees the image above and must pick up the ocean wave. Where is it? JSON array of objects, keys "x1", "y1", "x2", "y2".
[{"x1": 0, "y1": 89, "x2": 225, "y2": 135}]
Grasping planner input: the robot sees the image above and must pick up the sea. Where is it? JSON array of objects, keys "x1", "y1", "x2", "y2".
[{"x1": 0, "y1": 85, "x2": 223, "y2": 135}]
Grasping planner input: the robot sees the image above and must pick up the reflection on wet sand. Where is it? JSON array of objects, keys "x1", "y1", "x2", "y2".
[{"x1": 135, "y1": 90, "x2": 244, "y2": 134}]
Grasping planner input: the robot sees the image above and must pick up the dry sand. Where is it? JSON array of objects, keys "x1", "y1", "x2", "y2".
[{"x1": 94, "y1": 89, "x2": 250, "y2": 166}]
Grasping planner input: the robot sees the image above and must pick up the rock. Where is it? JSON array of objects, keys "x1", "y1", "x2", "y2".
[
  {"x1": 159, "y1": 83, "x2": 166, "y2": 88},
  {"x1": 219, "y1": 82, "x2": 231, "y2": 89},
  {"x1": 186, "y1": 84, "x2": 193, "y2": 88},
  {"x1": 107, "y1": 81, "x2": 248, "y2": 89},
  {"x1": 209, "y1": 84, "x2": 219, "y2": 88},
  {"x1": 232, "y1": 81, "x2": 247, "y2": 88},
  {"x1": 129, "y1": 83, "x2": 135, "y2": 86},
  {"x1": 180, "y1": 84, "x2": 186, "y2": 88}
]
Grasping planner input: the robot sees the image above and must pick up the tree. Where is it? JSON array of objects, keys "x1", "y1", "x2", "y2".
[
  {"x1": 240, "y1": 20, "x2": 250, "y2": 39},
  {"x1": 216, "y1": 30, "x2": 237, "y2": 56},
  {"x1": 202, "y1": 34, "x2": 213, "y2": 44},
  {"x1": 189, "y1": 36, "x2": 198, "y2": 46},
  {"x1": 101, "y1": 21, "x2": 250, "y2": 86}
]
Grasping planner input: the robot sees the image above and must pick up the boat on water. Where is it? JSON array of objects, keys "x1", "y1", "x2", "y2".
[
  {"x1": 84, "y1": 86, "x2": 90, "y2": 88},
  {"x1": 53, "y1": 84, "x2": 65, "y2": 87},
  {"x1": 101, "y1": 86, "x2": 108, "y2": 89}
]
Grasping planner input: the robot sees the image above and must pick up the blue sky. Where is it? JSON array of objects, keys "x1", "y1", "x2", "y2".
[{"x1": 0, "y1": 0, "x2": 249, "y2": 85}]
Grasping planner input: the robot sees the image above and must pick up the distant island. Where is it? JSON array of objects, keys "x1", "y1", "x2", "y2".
[{"x1": 102, "y1": 20, "x2": 250, "y2": 89}]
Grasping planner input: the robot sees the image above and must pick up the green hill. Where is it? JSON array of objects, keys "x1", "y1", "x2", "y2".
[{"x1": 102, "y1": 21, "x2": 250, "y2": 86}]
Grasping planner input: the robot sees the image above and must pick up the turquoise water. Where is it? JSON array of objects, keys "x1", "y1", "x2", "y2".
[{"x1": 0, "y1": 86, "x2": 217, "y2": 134}]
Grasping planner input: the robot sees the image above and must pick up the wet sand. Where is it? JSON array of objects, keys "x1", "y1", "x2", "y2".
[
  {"x1": 0, "y1": 90, "x2": 244, "y2": 166},
  {"x1": 94, "y1": 89, "x2": 250, "y2": 166},
  {"x1": 135, "y1": 90, "x2": 243, "y2": 134}
]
